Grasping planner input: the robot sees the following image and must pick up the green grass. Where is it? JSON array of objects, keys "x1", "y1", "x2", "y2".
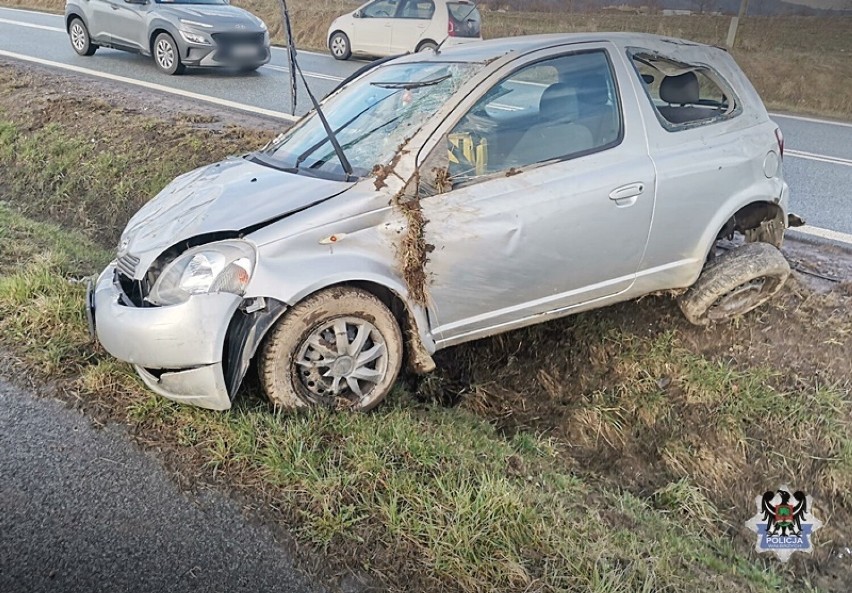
[
  {"x1": 0, "y1": 64, "x2": 849, "y2": 591},
  {"x1": 0, "y1": 201, "x2": 846, "y2": 591}
]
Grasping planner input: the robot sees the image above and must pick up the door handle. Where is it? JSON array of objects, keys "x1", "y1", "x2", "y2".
[{"x1": 609, "y1": 182, "x2": 644, "y2": 206}]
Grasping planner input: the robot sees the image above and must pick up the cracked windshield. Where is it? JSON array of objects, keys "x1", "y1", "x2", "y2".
[{"x1": 265, "y1": 62, "x2": 480, "y2": 178}]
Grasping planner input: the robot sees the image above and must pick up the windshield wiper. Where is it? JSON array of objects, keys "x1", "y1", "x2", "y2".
[
  {"x1": 276, "y1": 0, "x2": 353, "y2": 179},
  {"x1": 370, "y1": 74, "x2": 452, "y2": 90},
  {"x1": 308, "y1": 115, "x2": 404, "y2": 171},
  {"x1": 293, "y1": 90, "x2": 400, "y2": 171}
]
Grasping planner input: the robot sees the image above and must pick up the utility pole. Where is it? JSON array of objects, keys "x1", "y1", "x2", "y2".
[{"x1": 726, "y1": 0, "x2": 749, "y2": 49}]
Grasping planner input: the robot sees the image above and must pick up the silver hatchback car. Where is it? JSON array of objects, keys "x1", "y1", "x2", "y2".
[{"x1": 88, "y1": 33, "x2": 796, "y2": 411}]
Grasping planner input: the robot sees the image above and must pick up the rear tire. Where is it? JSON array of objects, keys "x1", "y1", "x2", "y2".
[
  {"x1": 329, "y1": 32, "x2": 351, "y2": 60},
  {"x1": 416, "y1": 40, "x2": 438, "y2": 53},
  {"x1": 153, "y1": 32, "x2": 185, "y2": 75},
  {"x1": 678, "y1": 242, "x2": 790, "y2": 326},
  {"x1": 69, "y1": 18, "x2": 97, "y2": 57},
  {"x1": 259, "y1": 287, "x2": 403, "y2": 411}
]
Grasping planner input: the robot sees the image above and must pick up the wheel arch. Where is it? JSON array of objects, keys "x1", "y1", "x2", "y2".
[
  {"x1": 416, "y1": 39, "x2": 438, "y2": 52},
  {"x1": 698, "y1": 198, "x2": 787, "y2": 270},
  {"x1": 149, "y1": 25, "x2": 177, "y2": 55},
  {"x1": 65, "y1": 12, "x2": 88, "y2": 32},
  {"x1": 328, "y1": 29, "x2": 348, "y2": 47}
]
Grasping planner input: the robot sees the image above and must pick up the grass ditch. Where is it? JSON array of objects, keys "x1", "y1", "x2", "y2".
[
  {"x1": 2, "y1": 0, "x2": 851, "y2": 118},
  {"x1": 1, "y1": 64, "x2": 852, "y2": 591}
]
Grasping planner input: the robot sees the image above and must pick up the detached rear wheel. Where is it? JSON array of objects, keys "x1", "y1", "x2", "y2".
[
  {"x1": 153, "y1": 32, "x2": 185, "y2": 75},
  {"x1": 259, "y1": 287, "x2": 403, "y2": 411},
  {"x1": 678, "y1": 242, "x2": 790, "y2": 326},
  {"x1": 69, "y1": 18, "x2": 97, "y2": 56}
]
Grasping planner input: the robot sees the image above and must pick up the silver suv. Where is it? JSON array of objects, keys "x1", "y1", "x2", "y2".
[
  {"x1": 88, "y1": 34, "x2": 797, "y2": 412},
  {"x1": 64, "y1": 0, "x2": 270, "y2": 74}
]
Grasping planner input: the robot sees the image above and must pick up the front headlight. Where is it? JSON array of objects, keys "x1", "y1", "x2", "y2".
[
  {"x1": 179, "y1": 29, "x2": 211, "y2": 45},
  {"x1": 148, "y1": 241, "x2": 256, "y2": 306}
]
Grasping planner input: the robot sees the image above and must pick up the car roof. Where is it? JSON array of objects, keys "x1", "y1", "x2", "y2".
[{"x1": 393, "y1": 32, "x2": 717, "y2": 65}]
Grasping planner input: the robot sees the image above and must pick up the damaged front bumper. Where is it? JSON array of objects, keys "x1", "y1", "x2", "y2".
[{"x1": 89, "y1": 264, "x2": 242, "y2": 410}]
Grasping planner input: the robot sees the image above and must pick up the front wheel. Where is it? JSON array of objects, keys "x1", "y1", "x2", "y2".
[
  {"x1": 153, "y1": 33, "x2": 185, "y2": 75},
  {"x1": 678, "y1": 242, "x2": 790, "y2": 325},
  {"x1": 259, "y1": 287, "x2": 403, "y2": 411},
  {"x1": 329, "y1": 32, "x2": 351, "y2": 60},
  {"x1": 69, "y1": 18, "x2": 97, "y2": 56}
]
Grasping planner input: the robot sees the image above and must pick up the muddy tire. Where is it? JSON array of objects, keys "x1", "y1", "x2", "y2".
[
  {"x1": 69, "y1": 18, "x2": 97, "y2": 56},
  {"x1": 259, "y1": 287, "x2": 403, "y2": 411},
  {"x1": 416, "y1": 40, "x2": 438, "y2": 53},
  {"x1": 678, "y1": 242, "x2": 790, "y2": 326},
  {"x1": 329, "y1": 32, "x2": 351, "y2": 60},
  {"x1": 153, "y1": 32, "x2": 185, "y2": 75}
]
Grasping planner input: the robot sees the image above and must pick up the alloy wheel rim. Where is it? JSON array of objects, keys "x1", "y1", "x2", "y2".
[
  {"x1": 156, "y1": 39, "x2": 174, "y2": 69},
  {"x1": 71, "y1": 23, "x2": 85, "y2": 51},
  {"x1": 294, "y1": 317, "x2": 388, "y2": 406}
]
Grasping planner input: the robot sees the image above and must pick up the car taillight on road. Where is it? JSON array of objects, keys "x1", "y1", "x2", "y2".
[
  {"x1": 775, "y1": 128, "x2": 784, "y2": 158},
  {"x1": 448, "y1": 20, "x2": 456, "y2": 37}
]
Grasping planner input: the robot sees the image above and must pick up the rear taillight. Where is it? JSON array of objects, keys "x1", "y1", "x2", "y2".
[
  {"x1": 448, "y1": 19, "x2": 456, "y2": 37},
  {"x1": 774, "y1": 127, "x2": 784, "y2": 159}
]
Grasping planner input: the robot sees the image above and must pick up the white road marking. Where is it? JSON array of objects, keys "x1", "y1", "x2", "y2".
[
  {"x1": 786, "y1": 149, "x2": 852, "y2": 168},
  {"x1": 793, "y1": 225, "x2": 852, "y2": 246},
  {"x1": 0, "y1": 49, "x2": 300, "y2": 122},
  {"x1": 770, "y1": 112, "x2": 852, "y2": 129},
  {"x1": 265, "y1": 63, "x2": 343, "y2": 82},
  {"x1": 0, "y1": 17, "x2": 63, "y2": 32},
  {"x1": 0, "y1": 16, "x2": 345, "y2": 83}
]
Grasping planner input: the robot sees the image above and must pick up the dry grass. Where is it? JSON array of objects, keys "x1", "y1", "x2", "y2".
[
  {"x1": 0, "y1": 67, "x2": 274, "y2": 245},
  {"x1": 4, "y1": 0, "x2": 850, "y2": 117}
]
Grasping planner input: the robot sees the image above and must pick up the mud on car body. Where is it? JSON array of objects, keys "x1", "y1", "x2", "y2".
[{"x1": 88, "y1": 33, "x2": 801, "y2": 411}]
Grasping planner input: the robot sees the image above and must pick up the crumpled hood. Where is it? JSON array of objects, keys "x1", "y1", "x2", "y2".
[
  {"x1": 157, "y1": 5, "x2": 265, "y2": 30},
  {"x1": 120, "y1": 157, "x2": 352, "y2": 276}
]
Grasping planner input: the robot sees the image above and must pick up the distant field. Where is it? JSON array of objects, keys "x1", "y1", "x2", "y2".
[{"x1": 2, "y1": 0, "x2": 850, "y2": 117}]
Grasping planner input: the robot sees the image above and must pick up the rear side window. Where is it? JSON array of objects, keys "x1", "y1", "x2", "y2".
[
  {"x1": 398, "y1": 0, "x2": 435, "y2": 19},
  {"x1": 447, "y1": 2, "x2": 481, "y2": 38},
  {"x1": 631, "y1": 51, "x2": 738, "y2": 129},
  {"x1": 362, "y1": 0, "x2": 399, "y2": 18}
]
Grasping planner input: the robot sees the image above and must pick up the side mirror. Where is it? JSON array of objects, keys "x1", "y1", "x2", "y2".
[{"x1": 353, "y1": 10, "x2": 362, "y2": 18}]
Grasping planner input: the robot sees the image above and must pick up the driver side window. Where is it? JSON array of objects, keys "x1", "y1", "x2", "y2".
[
  {"x1": 444, "y1": 50, "x2": 622, "y2": 186},
  {"x1": 362, "y1": 0, "x2": 399, "y2": 18}
]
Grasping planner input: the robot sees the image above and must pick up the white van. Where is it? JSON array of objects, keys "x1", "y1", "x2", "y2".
[{"x1": 327, "y1": 0, "x2": 482, "y2": 60}]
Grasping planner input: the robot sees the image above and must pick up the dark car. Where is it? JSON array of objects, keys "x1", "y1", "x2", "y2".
[{"x1": 64, "y1": 0, "x2": 271, "y2": 74}]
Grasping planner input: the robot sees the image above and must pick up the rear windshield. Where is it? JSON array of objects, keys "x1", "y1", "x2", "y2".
[{"x1": 448, "y1": 2, "x2": 481, "y2": 38}]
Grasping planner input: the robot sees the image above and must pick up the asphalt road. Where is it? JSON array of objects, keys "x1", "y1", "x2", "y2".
[
  {"x1": 0, "y1": 378, "x2": 324, "y2": 593},
  {"x1": 0, "y1": 5, "x2": 851, "y2": 237}
]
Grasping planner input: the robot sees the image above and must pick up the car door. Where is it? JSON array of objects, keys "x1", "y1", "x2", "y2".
[
  {"x1": 390, "y1": 0, "x2": 433, "y2": 53},
  {"x1": 416, "y1": 45, "x2": 657, "y2": 345},
  {"x1": 103, "y1": 0, "x2": 147, "y2": 50},
  {"x1": 87, "y1": 0, "x2": 115, "y2": 42},
  {"x1": 352, "y1": 0, "x2": 398, "y2": 56}
]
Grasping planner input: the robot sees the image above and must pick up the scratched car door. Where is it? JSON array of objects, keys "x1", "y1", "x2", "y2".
[{"x1": 418, "y1": 46, "x2": 657, "y2": 345}]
